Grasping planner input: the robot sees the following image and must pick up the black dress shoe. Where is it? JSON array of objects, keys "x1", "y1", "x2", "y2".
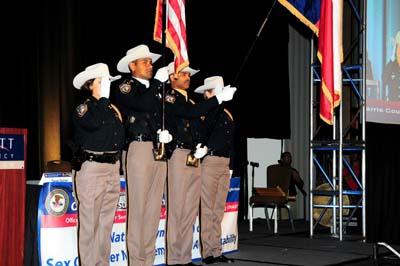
[
  {"x1": 202, "y1": 256, "x2": 217, "y2": 264},
  {"x1": 216, "y1": 255, "x2": 234, "y2": 263}
]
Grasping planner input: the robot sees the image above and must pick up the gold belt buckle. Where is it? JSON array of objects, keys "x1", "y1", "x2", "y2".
[
  {"x1": 153, "y1": 143, "x2": 166, "y2": 161},
  {"x1": 186, "y1": 152, "x2": 199, "y2": 167}
]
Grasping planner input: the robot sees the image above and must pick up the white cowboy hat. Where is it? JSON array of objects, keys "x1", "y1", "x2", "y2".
[
  {"x1": 194, "y1": 76, "x2": 225, "y2": 94},
  {"x1": 167, "y1": 62, "x2": 199, "y2": 76},
  {"x1": 73, "y1": 63, "x2": 121, "y2": 89},
  {"x1": 117, "y1": 44, "x2": 161, "y2": 73}
]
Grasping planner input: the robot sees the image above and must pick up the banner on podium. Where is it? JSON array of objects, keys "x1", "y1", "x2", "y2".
[{"x1": 37, "y1": 173, "x2": 239, "y2": 265}]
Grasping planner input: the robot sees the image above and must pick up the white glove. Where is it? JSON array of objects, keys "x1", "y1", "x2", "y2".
[
  {"x1": 214, "y1": 84, "x2": 224, "y2": 95},
  {"x1": 194, "y1": 143, "x2": 208, "y2": 159},
  {"x1": 215, "y1": 85, "x2": 237, "y2": 104},
  {"x1": 99, "y1": 76, "x2": 111, "y2": 98},
  {"x1": 154, "y1": 66, "x2": 169, "y2": 83},
  {"x1": 157, "y1": 129, "x2": 173, "y2": 143}
]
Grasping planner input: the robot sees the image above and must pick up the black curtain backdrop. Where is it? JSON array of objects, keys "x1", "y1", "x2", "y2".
[
  {"x1": 1, "y1": 0, "x2": 81, "y2": 179},
  {"x1": 1, "y1": 0, "x2": 40, "y2": 180},
  {"x1": 366, "y1": 123, "x2": 400, "y2": 244}
]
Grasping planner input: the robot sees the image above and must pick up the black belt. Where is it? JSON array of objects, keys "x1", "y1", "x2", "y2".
[
  {"x1": 84, "y1": 151, "x2": 120, "y2": 164},
  {"x1": 207, "y1": 149, "x2": 229, "y2": 158},
  {"x1": 130, "y1": 134, "x2": 153, "y2": 142},
  {"x1": 175, "y1": 142, "x2": 192, "y2": 150}
]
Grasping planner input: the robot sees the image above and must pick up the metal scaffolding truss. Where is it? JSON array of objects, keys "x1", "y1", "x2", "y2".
[{"x1": 309, "y1": 0, "x2": 366, "y2": 241}]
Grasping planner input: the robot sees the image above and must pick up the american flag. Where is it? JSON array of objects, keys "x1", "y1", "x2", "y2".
[{"x1": 154, "y1": 0, "x2": 189, "y2": 73}]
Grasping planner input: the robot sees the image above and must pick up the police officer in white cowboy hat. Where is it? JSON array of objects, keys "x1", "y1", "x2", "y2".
[
  {"x1": 71, "y1": 63, "x2": 124, "y2": 266},
  {"x1": 163, "y1": 64, "x2": 236, "y2": 266},
  {"x1": 113, "y1": 44, "x2": 173, "y2": 266},
  {"x1": 167, "y1": 61, "x2": 200, "y2": 77},
  {"x1": 194, "y1": 76, "x2": 236, "y2": 265}
]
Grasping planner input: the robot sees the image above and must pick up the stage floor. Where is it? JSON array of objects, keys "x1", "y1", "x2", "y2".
[{"x1": 209, "y1": 219, "x2": 400, "y2": 266}]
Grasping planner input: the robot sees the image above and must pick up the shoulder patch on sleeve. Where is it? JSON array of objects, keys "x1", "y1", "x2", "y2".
[
  {"x1": 165, "y1": 93, "x2": 176, "y2": 104},
  {"x1": 76, "y1": 104, "x2": 88, "y2": 117},
  {"x1": 119, "y1": 80, "x2": 132, "y2": 94}
]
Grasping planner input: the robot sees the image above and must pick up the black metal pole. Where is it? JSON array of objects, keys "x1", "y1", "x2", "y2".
[
  {"x1": 243, "y1": 162, "x2": 248, "y2": 220},
  {"x1": 373, "y1": 243, "x2": 378, "y2": 262},
  {"x1": 232, "y1": 0, "x2": 278, "y2": 85}
]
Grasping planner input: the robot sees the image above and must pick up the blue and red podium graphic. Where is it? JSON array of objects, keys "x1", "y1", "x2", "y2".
[{"x1": 37, "y1": 173, "x2": 239, "y2": 265}]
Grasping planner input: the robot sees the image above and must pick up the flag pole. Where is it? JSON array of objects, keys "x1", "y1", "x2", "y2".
[
  {"x1": 154, "y1": 0, "x2": 168, "y2": 161},
  {"x1": 232, "y1": 0, "x2": 278, "y2": 85},
  {"x1": 161, "y1": 0, "x2": 167, "y2": 131}
]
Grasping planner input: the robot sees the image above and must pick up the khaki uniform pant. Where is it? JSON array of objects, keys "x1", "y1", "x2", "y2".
[
  {"x1": 126, "y1": 141, "x2": 166, "y2": 266},
  {"x1": 75, "y1": 160, "x2": 120, "y2": 266},
  {"x1": 200, "y1": 156, "x2": 230, "y2": 258},
  {"x1": 167, "y1": 149, "x2": 201, "y2": 265}
]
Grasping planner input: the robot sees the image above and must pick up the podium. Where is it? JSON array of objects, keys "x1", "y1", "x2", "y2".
[{"x1": 0, "y1": 128, "x2": 27, "y2": 266}]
